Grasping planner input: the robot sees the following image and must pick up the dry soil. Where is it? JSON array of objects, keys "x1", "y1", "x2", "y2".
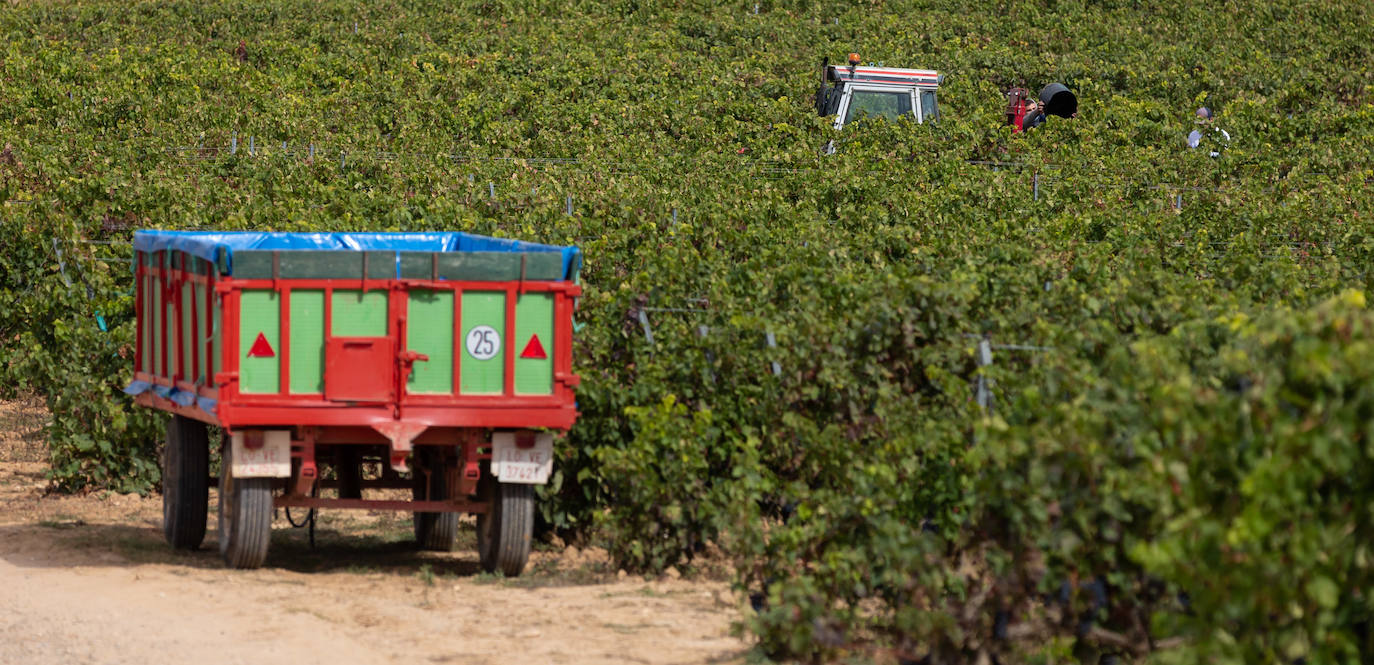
[{"x1": 0, "y1": 402, "x2": 749, "y2": 665}]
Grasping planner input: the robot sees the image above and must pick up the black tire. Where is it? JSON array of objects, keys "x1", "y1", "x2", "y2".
[
  {"x1": 477, "y1": 478, "x2": 534, "y2": 576},
  {"x1": 162, "y1": 416, "x2": 209, "y2": 550},
  {"x1": 218, "y1": 438, "x2": 273, "y2": 569},
  {"x1": 412, "y1": 448, "x2": 458, "y2": 551}
]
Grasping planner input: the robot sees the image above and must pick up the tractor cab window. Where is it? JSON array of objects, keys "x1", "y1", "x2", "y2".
[
  {"x1": 920, "y1": 90, "x2": 938, "y2": 122},
  {"x1": 845, "y1": 90, "x2": 913, "y2": 125}
]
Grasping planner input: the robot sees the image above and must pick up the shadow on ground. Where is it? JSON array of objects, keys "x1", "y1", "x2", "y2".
[
  {"x1": 0, "y1": 520, "x2": 487, "y2": 577},
  {"x1": 0, "y1": 515, "x2": 619, "y2": 590}
]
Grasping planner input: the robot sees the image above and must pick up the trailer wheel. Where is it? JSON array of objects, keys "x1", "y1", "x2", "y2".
[
  {"x1": 412, "y1": 449, "x2": 458, "y2": 551},
  {"x1": 218, "y1": 439, "x2": 273, "y2": 569},
  {"x1": 477, "y1": 479, "x2": 534, "y2": 576},
  {"x1": 162, "y1": 415, "x2": 209, "y2": 550}
]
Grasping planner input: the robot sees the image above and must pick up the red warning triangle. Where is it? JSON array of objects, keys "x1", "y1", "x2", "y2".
[
  {"x1": 247, "y1": 332, "x2": 275, "y2": 358},
  {"x1": 519, "y1": 334, "x2": 547, "y2": 360}
]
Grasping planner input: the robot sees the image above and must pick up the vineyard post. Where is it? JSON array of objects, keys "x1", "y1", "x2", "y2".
[
  {"x1": 1033, "y1": 171, "x2": 1040, "y2": 201},
  {"x1": 699, "y1": 325, "x2": 714, "y2": 384},
  {"x1": 976, "y1": 338, "x2": 993, "y2": 413},
  {"x1": 566, "y1": 195, "x2": 573, "y2": 216},
  {"x1": 638, "y1": 310, "x2": 654, "y2": 344},
  {"x1": 766, "y1": 331, "x2": 781, "y2": 376},
  {"x1": 489, "y1": 182, "x2": 495, "y2": 199},
  {"x1": 231, "y1": 133, "x2": 238, "y2": 155},
  {"x1": 52, "y1": 238, "x2": 72, "y2": 290},
  {"x1": 249, "y1": 135, "x2": 254, "y2": 156}
]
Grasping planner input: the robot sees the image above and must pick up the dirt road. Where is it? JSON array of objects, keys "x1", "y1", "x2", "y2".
[{"x1": 0, "y1": 461, "x2": 749, "y2": 665}]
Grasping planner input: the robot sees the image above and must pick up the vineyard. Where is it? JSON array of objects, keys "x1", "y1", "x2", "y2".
[{"x1": 2, "y1": 0, "x2": 1373, "y2": 661}]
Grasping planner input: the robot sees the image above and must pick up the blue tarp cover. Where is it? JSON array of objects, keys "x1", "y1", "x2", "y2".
[{"x1": 133, "y1": 231, "x2": 581, "y2": 280}]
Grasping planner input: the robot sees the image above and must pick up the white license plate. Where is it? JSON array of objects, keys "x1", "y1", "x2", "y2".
[
  {"x1": 230, "y1": 430, "x2": 292, "y2": 478},
  {"x1": 491, "y1": 432, "x2": 553, "y2": 484}
]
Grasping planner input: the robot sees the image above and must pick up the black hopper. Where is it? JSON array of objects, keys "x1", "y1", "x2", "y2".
[{"x1": 1038, "y1": 83, "x2": 1077, "y2": 118}]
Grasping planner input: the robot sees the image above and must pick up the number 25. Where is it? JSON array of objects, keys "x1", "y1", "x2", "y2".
[{"x1": 470, "y1": 330, "x2": 494, "y2": 355}]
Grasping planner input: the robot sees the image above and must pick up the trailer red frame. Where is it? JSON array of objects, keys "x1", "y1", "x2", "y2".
[{"x1": 127, "y1": 230, "x2": 582, "y2": 573}]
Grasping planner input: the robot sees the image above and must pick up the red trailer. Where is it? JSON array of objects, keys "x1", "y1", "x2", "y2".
[{"x1": 125, "y1": 231, "x2": 582, "y2": 573}]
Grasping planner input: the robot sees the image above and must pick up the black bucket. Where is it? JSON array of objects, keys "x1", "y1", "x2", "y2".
[{"x1": 1039, "y1": 83, "x2": 1077, "y2": 118}]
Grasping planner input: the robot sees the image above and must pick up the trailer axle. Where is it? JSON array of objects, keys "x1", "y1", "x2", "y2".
[{"x1": 273, "y1": 496, "x2": 489, "y2": 514}]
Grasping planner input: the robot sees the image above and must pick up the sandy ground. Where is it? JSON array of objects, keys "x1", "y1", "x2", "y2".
[{"x1": 0, "y1": 404, "x2": 749, "y2": 665}]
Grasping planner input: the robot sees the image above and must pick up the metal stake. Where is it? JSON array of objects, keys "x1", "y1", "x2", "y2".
[
  {"x1": 699, "y1": 325, "x2": 714, "y2": 384},
  {"x1": 765, "y1": 331, "x2": 781, "y2": 376},
  {"x1": 975, "y1": 338, "x2": 993, "y2": 412},
  {"x1": 637, "y1": 310, "x2": 654, "y2": 344},
  {"x1": 52, "y1": 238, "x2": 72, "y2": 288}
]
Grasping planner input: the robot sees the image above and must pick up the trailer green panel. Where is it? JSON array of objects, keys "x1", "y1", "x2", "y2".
[
  {"x1": 406, "y1": 290, "x2": 454, "y2": 394},
  {"x1": 180, "y1": 280, "x2": 194, "y2": 381},
  {"x1": 141, "y1": 257, "x2": 153, "y2": 374},
  {"x1": 239, "y1": 290, "x2": 280, "y2": 394},
  {"x1": 153, "y1": 253, "x2": 164, "y2": 378},
  {"x1": 460, "y1": 291, "x2": 505, "y2": 395},
  {"x1": 514, "y1": 293, "x2": 554, "y2": 395},
  {"x1": 194, "y1": 277, "x2": 208, "y2": 385},
  {"x1": 332, "y1": 290, "x2": 388, "y2": 337},
  {"x1": 289, "y1": 290, "x2": 325, "y2": 394},
  {"x1": 208, "y1": 288, "x2": 218, "y2": 382}
]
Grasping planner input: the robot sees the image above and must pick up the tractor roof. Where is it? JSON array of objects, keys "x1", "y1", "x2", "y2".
[{"x1": 826, "y1": 64, "x2": 941, "y2": 87}]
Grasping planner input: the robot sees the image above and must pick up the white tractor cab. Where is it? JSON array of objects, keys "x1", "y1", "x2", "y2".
[{"x1": 815, "y1": 53, "x2": 942, "y2": 130}]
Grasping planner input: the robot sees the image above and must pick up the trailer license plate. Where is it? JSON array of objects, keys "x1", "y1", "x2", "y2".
[
  {"x1": 231, "y1": 430, "x2": 292, "y2": 478},
  {"x1": 491, "y1": 432, "x2": 553, "y2": 484}
]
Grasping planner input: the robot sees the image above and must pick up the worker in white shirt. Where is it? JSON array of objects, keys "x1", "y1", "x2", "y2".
[{"x1": 1186, "y1": 107, "x2": 1230, "y2": 157}]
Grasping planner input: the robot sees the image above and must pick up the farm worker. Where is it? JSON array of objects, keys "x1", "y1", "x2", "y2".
[
  {"x1": 1186, "y1": 107, "x2": 1230, "y2": 157},
  {"x1": 1005, "y1": 87, "x2": 1031, "y2": 133},
  {"x1": 1021, "y1": 100, "x2": 1047, "y2": 131}
]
